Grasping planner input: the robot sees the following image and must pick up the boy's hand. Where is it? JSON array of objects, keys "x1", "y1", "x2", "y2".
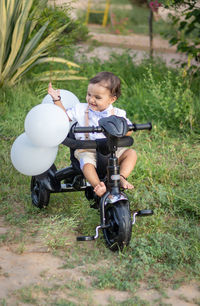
[
  {"x1": 47, "y1": 82, "x2": 67, "y2": 114},
  {"x1": 48, "y1": 82, "x2": 60, "y2": 101}
]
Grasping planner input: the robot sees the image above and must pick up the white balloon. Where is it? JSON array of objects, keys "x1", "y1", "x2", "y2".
[
  {"x1": 11, "y1": 133, "x2": 58, "y2": 176},
  {"x1": 25, "y1": 104, "x2": 69, "y2": 147},
  {"x1": 42, "y1": 89, "x2": 80, "y2": 110}
]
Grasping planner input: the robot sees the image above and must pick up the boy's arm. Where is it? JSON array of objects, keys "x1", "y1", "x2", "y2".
[
  {"x1": 125, "y1": 114, "x2": 133, "y2": 136},
  {"x1": 48, "y1": 82, "x2": 71, "y2": 121}
]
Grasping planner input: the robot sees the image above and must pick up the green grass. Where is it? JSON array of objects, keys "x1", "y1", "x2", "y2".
[
  {"x1": 0, "y1": 54, "x2": 200, "y2": 304},
  {"x1": 111, "y1": 0, "x2": 131, "y2": 4},
  {"x1": 85, "y1": 1, "x2": 174, "y2": 37}
]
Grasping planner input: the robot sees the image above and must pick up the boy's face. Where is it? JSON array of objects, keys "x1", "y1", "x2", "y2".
[{"x1": 86, "y1": 83, "x2": 117, "y2": 112}]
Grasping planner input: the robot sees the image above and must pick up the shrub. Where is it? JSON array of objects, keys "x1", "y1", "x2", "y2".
[
  {"x1": 142, "y1": 67, "x2": 196, "y2": 130},
  {"x1": 129, "y1": 0, "x2": 148, "y2": 7},
  {"x1": 32, "y1": 4, "x2": 89, "y2": 56},
  {"x1": 0, "y1": 0, "x2": 85, "y2": 87},
  {"x1": 160, "y1": 0, "x2": 200, "y2": 74}
]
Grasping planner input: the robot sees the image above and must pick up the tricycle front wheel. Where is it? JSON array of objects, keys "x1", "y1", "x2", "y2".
[{"x1": 103, "y1": 201, "x2": 132, "y2": 251}]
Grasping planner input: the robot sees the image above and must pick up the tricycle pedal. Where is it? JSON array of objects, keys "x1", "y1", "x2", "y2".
[
  {"x1": 132, "y1": 209, "x2": 154, "y2": 225},
  {"x1": 77, "y1": 225, "x2": 102, "y2": 241},
  {"x1": 137, "y1": 209, "x2": 154, "y2": 216},
  {"x1": 77, "y1": 236, "x2": 95, "y2": 241}
]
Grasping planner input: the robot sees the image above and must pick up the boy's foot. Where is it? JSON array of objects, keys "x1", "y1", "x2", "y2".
[
  {"x1": 94, "y1": 182, "x2": 106, "y2": 197},
  {"x1": 120, "y1": 175, "x2": 134, "y2": 190}
]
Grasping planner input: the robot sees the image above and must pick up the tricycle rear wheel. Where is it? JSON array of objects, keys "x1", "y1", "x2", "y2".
[
  {"x1": 31, "y1": 177, "x2": 50, "y2": 209},
  {"x1": 103, "y1": 201, "x2": 132, "y2": 251},
  {"x1": 30, "y1": 164, "x2": 57, "y2": 208}
]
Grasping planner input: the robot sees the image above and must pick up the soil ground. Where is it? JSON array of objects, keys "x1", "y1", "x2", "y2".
[
  {"x1": 74, "y1": 25, "x2": 190, "y2": 68},
  {"x1": 1, "y1": 217, "x2": 200, "y2": 305}
]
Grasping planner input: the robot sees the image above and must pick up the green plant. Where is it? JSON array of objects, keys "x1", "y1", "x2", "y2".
[
  {"x1": 33, "y1": 5, "x2": 89, "y2": 54},
  {"x1": 0, "y1": 0, "x2": 84, "y2": 87},
  {"x1": 16, "y1": 287, "x2": 37, "y2": 304},
  {"x1": 0, "y1": 299, "x2": 7, "y2": 306},
  {"x1": 161, "y1": 0, "x2": 200, "y2": 73},
  {"x1": 142, "y1": 67, "x2": 196, "y2": 130},
  {"x1": 110, "y1": 12, "x2": 130, "y2": 35}
]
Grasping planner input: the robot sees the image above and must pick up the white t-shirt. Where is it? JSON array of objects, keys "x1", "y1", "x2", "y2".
[{"x1": 67, "y1": 103, "x2": 131, "y2": 140}]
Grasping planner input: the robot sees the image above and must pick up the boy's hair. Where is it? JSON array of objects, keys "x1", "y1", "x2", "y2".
[{"x1": 89, "y1": 71, "x2": 121, "y2": 98}]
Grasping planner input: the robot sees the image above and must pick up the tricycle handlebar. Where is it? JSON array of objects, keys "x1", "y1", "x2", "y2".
[
  {"x1": 62, "y1": 121, "x2": 151, "y2": 150},
  {"x1": 73, "y1": 122, "x2": 152, "y2": 134}
]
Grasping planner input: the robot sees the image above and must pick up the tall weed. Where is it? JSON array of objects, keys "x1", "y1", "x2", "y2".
[{"x1": 142, "y1": 68, "x2": 195, "y2": 130}]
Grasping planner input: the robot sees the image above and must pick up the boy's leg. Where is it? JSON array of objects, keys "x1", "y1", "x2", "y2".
[
  {"x1": 83, "y1": 163, "x2": 106, "y2": 197},
  {"x1": 118, "y1": 149, "x2": 137, "y2": 189},
  {"x1": 74, "y1": 150, "x2": 106, "y2": 197}
]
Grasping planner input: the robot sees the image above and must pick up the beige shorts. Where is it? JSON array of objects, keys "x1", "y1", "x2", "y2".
[{"x1": 74, "y1": 148, "x2": 127, "y2": 170}]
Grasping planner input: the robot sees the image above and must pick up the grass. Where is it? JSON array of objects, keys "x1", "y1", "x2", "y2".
[
  {"x1": 83, "y1": 0, "x2": 174, "y2": 37},
  {"x1": 0, "y1": 54, "x2": 200, "y2": 304},
  {"x1": 111, "y1": 0, "x2": 131, "y2": 4}
]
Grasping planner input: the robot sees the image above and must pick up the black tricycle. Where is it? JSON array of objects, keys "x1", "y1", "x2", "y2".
[{"x1": 31, "y1": 115, "x2": 153, "y2": 251}]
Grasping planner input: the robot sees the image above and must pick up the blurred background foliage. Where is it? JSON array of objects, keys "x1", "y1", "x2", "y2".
[
  {"x1": 0, "y1": 0, "x2": 88, "y2": 87},
  {"x1": 32, "y1": 0, "x2": 89, "y2": 55},
  {"x1": 86, "y1": 0, "x2": 199, "y2": 72}
]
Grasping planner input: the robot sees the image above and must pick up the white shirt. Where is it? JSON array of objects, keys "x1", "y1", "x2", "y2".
[{"x1": 67, "y1": 103, "x2": 131, "y2": 140}]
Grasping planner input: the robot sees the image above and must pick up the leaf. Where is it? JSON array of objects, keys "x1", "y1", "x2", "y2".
[
  {"x1": 34, "y1": 57, "x2": 80, "y2": 68},
  {"x1": 169, "y1": 37, "x2": 178, "y2": 45},
  {"x1": 0, "y1": 0, "x2": 7, "y2": 73},
  {"x1": 2, "y1": 0, "x2": 33, "y2": 78},
  {"x1": 33, "y1": 69, "x2": 79, "y2": 76},
  {"x1": 33, "y1": 22, "x2": 70, "y2": 57},
  {"x1": 31, "y1": 75, "x2": 87, "y2": 82},
  {"x1": 179, "y1": 21, "x2": 187, "y2": 30}
]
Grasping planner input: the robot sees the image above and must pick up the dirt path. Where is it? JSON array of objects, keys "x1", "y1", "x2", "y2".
[
  {"x1": 1, "y1": 218, "x2": 200, "y2": 305},
  {"x1": 74, "y1": 41, "x2": 190, "y2": 68},
  {"x1": 88, "y1": 24, "x2": 177, "y2": 54},
  {"x1": 76, "y1": 24, "x2": 194, "y2": 68}
]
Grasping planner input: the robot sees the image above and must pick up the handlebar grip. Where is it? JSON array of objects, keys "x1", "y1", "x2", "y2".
[
  {"x1": 130, "y1": 122, "x2": 152, "y2": 131},
  {"x1": 73, "y1": 126, "x2": 102, "y2": 133},
  {"x1": 117, "y1": 136, "x2": 133, "y2": 147}
]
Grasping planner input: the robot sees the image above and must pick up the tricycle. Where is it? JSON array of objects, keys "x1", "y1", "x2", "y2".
[{"x1": 31, "y1": 115, "x2": 153, "y2": 251}]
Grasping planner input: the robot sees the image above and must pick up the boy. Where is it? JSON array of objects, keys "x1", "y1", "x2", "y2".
[{"x1": 48, "y1": 71, "x2": 137, "y2": 197}]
